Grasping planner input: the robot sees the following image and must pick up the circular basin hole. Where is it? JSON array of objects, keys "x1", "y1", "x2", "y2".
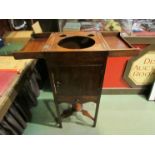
[
  {"x1": 59, "y1": 34, "x2": 66, "y2": 37},
  {"x1": 58, "y1": 36, "x2": 95, "y2": 49},
  {"x1": 88, "y1": 34, "x2": 94, "y2": 37}
]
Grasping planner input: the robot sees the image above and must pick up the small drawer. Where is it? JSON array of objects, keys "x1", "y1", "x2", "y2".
[{"x1": 44, "y1": 52, "x2": 108, "y2": 66}]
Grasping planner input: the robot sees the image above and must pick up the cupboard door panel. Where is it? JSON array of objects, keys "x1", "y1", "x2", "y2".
[{"x1": 50, "y1": 65, "x2": 104, "y2": 96}]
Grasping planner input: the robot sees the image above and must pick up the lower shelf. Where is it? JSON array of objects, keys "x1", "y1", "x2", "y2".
[{"x1": 57, "y1": 95, "x2": 98, "y2": 104}]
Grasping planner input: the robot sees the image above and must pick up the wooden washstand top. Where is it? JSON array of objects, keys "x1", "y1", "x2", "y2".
[{"x1": 13, "y1": 31, "x2": 139, "y2": 59}]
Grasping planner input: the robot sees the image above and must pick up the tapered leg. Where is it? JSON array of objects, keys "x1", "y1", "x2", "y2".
[
  {"x1": 45, "y1": 64, "x2": 63, "y2": 128},
  {"x1": 93, "y1": 101, "x2": 100, "y2": 127},
  {"x1": 54, "y1": 101, "x2": 62, "y2": 128}
]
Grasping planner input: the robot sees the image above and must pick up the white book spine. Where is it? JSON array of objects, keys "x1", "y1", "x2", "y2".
[{"x1": 149, "y1": 82, "x2": 155, "y2": 101}]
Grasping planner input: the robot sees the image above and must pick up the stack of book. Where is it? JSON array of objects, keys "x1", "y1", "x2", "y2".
[{"x1": 63, "y1": 22, "x2": 81, "y2": 32}]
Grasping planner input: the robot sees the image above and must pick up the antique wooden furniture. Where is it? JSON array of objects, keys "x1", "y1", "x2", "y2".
[
  {"x1": 0, "y1": 56, "x2": 36, "y2": 122},
  {"x1": 13, "y1": 31, "x2": 138, "y2": 128}
]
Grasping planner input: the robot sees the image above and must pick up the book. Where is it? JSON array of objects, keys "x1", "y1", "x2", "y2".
[
  {"x1": 0, "y1": 70, "x2": 17, "y2": 96},
  {"x1": 63, "y1": 22, "x2": 81, "y2": 32}
]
